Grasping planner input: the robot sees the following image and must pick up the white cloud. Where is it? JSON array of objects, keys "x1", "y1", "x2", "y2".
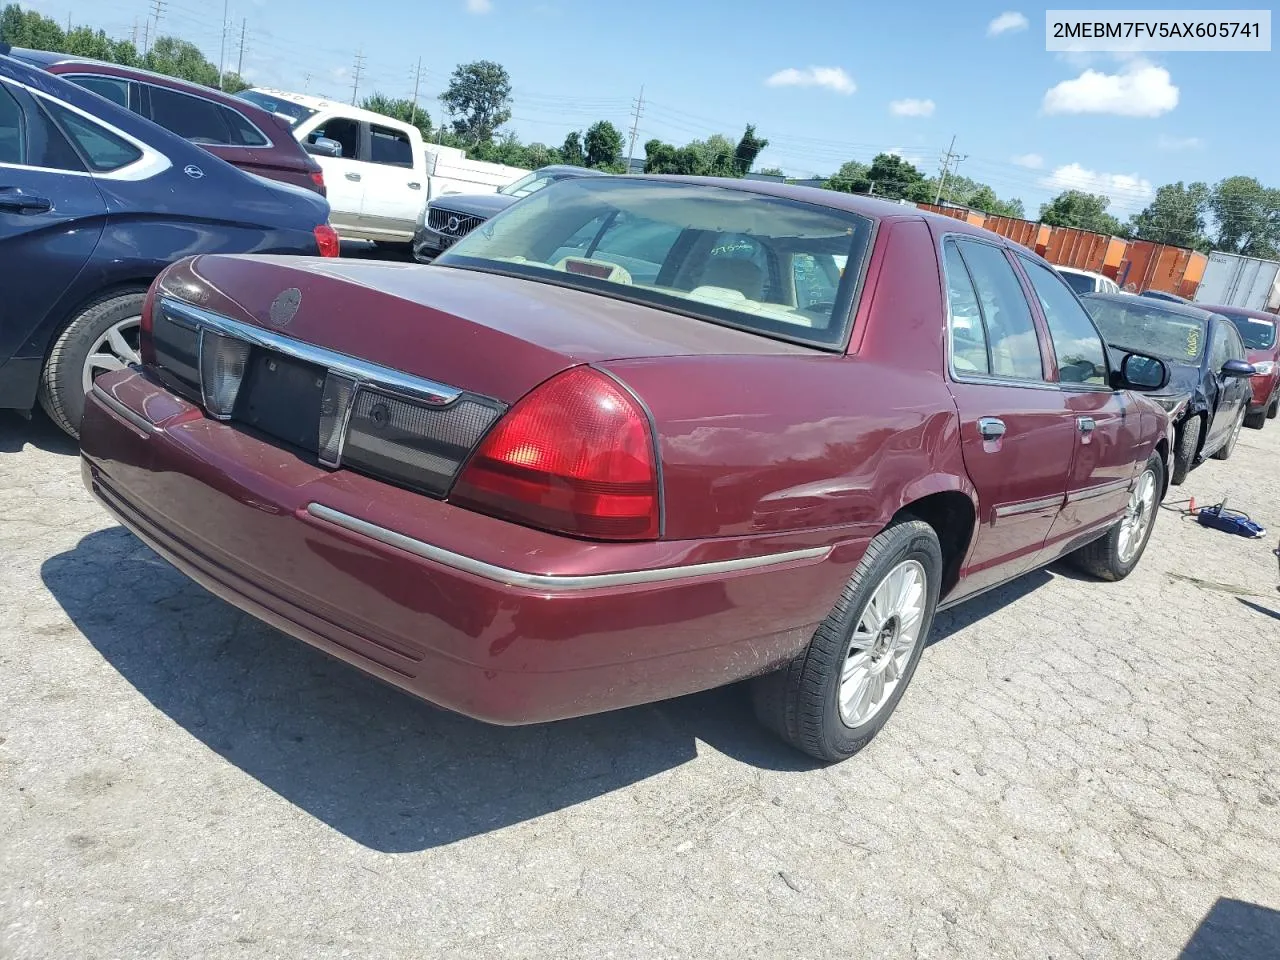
[
  {"x1": 1157, "y1": 134, "x2": 1203, "y2": 151},
  {"x1": 890, "y1": 98, "x2": 935, "y2": 117},
  {"x1": 1043, "y1": 61, "x2": 1178, "y2": 117},
  {"x1": 466, "y1": 0, "x2": 492, "y2": 12},
  {"x1": 1011, "y1": 152, "x2": 1044, "y2": 169},
  {"x1": 765, "y1": 66, "x2": 856, "y2": 95},
  {"x1": 987, "y1": 12, "x2": 1028, "y2": 36},
  {"x1": 1039, "y1": 163, "x2": 1153, "y2": 203}
]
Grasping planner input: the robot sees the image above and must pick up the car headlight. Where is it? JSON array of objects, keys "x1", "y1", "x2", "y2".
[{"x1": 1251, "y1": 361, "x2": 1275, "y2": 376}]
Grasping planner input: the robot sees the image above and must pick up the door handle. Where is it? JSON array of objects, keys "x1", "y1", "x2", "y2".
[
  {"x1": 345, "y1": 172, "x2": 362, "y2": 182},
  {"x1": 978, "y1": 417, "x2": 1006, "y2": 441},
  {"x1": 0, "y1": 192, "x2": 52, "y2": 214},
  {"x1": 408, "y1": 181, "x2": 421, "y2": 190},
  {"x1": 1077, "y1": 416, "x2": 1096, "y2": 434}
]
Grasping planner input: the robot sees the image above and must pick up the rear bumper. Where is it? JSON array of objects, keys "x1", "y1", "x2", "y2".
[
  {"x1": 80, "y1": 371, "x2": 855, "y2": 724},
  {"x1": 1248, "y1": 372, "x2": 1278, "y2": 412}
]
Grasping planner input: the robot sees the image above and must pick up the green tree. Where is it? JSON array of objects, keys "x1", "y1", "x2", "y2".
[
  {"x1": 220, "y1": 72, "x2": 250, "y2": 94},
  {"x1": 1038, "y1": 190, "x2": 1127, "y2": 236},
  {"x1": 144, "y1": 36, "x2": 219, "y2": 87},
  {"x1": 62, "y1": 26, "x2": 112, "y2": 60},
  {"x1": 733, "y1": 124, "x2": 768, "y2": 175},
  {"x1": 440, "y1": 60, "x2": 512, "y2": 144},
  {"x1": 1210, "y1": 176, "x2": 1280, "y2": 257},
  {"x1": 1128, "y1": 181, "x2": 1210, "y2": 250},
  {"x1": 560, "y1": 131, "x2": 586, "y2": 166},
  {"x1": 967, "y1": 185, "x2": 1025, "y2": 218},
  {"x1": 825, "y1": 160, "x2": 871, "y2": 194},
  {"x1": 361, "y1": 92, "x2": 431, "y2": 138},
  {"x1": 866, "y1": 152, "x2": 925, "y2": 200},
  {"x1": 583, "y1": 120, "x2": 623, "y2": 169},
  {"x1": 0, "y1": 4, "x2": 65, "y2": 50},
  {"x1": 107, "y1": 38, "x2": 140, "y2": 67}
]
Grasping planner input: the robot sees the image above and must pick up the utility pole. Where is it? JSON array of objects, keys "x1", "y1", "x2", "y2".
[
  {"x1": 217, "y1": 0, "x2": 229, "y2": 89},
  {"x1": 303, "y1": 72, "x2": 312, "y2": 93},
  {"x1": 934, "y1": 134, "x2": 967, "y2": 205},
  {"x1": 236, "y1": 19, "x2": 247, "y2": 76},
  {"x1": 131, "y1": 17, "x2": 139, "y2": 48},
  {"x1": 350, "y1": 49, "x2": 365, "y2": 105},
  {"x1": 144, "y1": 0, "x2": 166, "y2": 57},
  {"x1": 624, "y1": 85, "x2": 644, "y2": 174},
  {"x1": 409, "y1": 57, "x2": 424, "y2": 127}
]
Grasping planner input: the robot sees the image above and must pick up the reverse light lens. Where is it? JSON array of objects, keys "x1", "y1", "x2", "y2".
[
  {"x1": 1251, "y1": 361, "x2": 1275, "y2": 376},
  {"x1": 451, "y1": 367, "x2": 660, "y2": 541},
  {"x1": 314, "y1": 224, "x2": 340, "y2": 258},
  {"x1": 199, "y1": 330, "x2": 251, "y2": 418}
]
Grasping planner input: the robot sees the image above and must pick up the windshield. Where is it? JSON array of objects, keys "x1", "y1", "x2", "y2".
[
  {"x1": 1082, "y1": 297, "x2": 1207, "y2": 363},
  {"x1": 1058, "y1": 271, "x2": 1095, "y2": 296},
  {"x1": 436, "y1": 179, "x2": 874, "y2": 349},
  {"x1": 1220, "y1": 311, "x2": 1277, "y2": 350},
  {"x1": 499, "y1": 171, "x2": 556, "y2": 198},
  {"x1": 236, "y1": 91, "x2": 316, "y2": 129}
]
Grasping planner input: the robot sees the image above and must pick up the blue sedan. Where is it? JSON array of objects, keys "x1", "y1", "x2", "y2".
[{"x1": 0, "y1": 46, "x2": 337, "y2": 436}]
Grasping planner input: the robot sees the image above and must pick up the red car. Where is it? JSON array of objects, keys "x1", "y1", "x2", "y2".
[
  {"x1": 1197, "y1": 304, "x2": 1279, "y2": 429},
  {"x1": 8, "y1": 47, "x2": 325, "y2": 196},
  {"x1": 79, "y1": 178, "x2": 1174, "y2": 762}
]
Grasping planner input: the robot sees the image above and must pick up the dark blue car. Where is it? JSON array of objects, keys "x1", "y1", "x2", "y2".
[{"x1": 0, "y1": 48, "x2": 338, "y2": 436}]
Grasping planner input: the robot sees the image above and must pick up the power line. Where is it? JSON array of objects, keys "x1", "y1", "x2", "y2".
[
  {"x1": 144, "y1": 0, "x2": 167, "y2": 57},
  {"x1": 934, "y1": 135, "x2": 968, "y2": 205},
  {"x1": 625, "y1": 84, "x2": 644, "y2": 174}
]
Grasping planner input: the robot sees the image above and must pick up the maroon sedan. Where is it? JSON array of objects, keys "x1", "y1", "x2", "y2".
[
  {"x1": 8, "y1": 47, "x2": 325, "y2": 195},
  {"x1": 1197, "y1": 304, "x2": 1279, "y2": 429},
  {"x1": 79, "y1": 177, "x2": 1175, "y2": 762}
]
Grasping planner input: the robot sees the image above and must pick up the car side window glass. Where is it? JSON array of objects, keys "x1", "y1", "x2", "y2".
[
  {"x1": 41, "y1": 100, "x2": 140, "y2": 172},
  {"x1": 369, "y1": 125, "x2": 413, "y2": 167},
  {"x1": 309, "y1": 118, "x2": 359, "y2": 159},
  {"x1": 0, "y1": 83, "x2": 24, "y2": 165},
  {"x1": 220, "y1": 106, "x2": 268, "y2": 147},
  {"x1": 1223, "y1": 324, "x2": 1246, "y2": 362},
  {"x1": 1020, "y1": 258, "x2": 1108, "y2": 386},
  {"x1": 68, "y1": 75, "x2": 131, "y2": 110},
  {"x1": 1209, "y1": 323, "x2": 1231, "y2": 371},
  {"x1": 954, "y1": 239, "x2": 1044, "y2": 380},
  {"x1": 943, "y1": 240, "x2": 991, "y2": 375},
  {"x1": 148, "y1": 86, "x2": 233, "y2": 144}
]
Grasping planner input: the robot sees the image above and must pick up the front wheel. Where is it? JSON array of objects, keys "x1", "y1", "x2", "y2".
[
  {"x1": 1244, "y1": 409, "x2": 1267, "y2": 430},
  {"x1": 751, "y1": 518, "x2": 942, "y2": 762},
  {"x1": 1068, "y1": 453, "x2": 1163, "y2": 582},
  {"x1": 1170, "y1": 415, "x2": 1200, "y2": 485}
]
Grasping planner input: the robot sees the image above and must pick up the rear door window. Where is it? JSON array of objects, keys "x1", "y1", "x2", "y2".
[
  {"x1": 369, "y1": 124, "x2": 413, "y2": 167},
  {"x1": 67, "y1": 75, "x2": 132, "y2": 110},
  {"x1": 943, "y1": 240, "x2": 991, "y2": 375},
  {"x1": 0, "y1": 83, "x2": 24, "y2": 164},
  {"x1": 148, "y1": 85, "x2": 234, "y2": 144},
  {"x1": 952, "y1": 239, "x2": 1045, "y2": 380},
  {"x1": 42, "y1": 100, "x2": 141, "y2": 172}
]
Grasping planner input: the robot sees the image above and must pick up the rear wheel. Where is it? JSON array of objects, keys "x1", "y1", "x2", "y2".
[
  {"x1": 1212, "y1": 408, "x2": 1244, "y2": 460},
  {"x1": 1170, "y1": 416, "x2": 1201, "y2": 486},
  {"x1": 38, "y1": 290, "x2": 146, "y2": 438},
  {"x1": 751, "y1": 518, "x2": 941, "y2": 762},
  {"x1": 1267, "y1": 398, "x2": 1278, "y2": 420},
  {"x1": 1244, "y1": 409, "x2": 1267, "y2": 429},
  {"x1": 1068, "y1": 454, "x2": 1162, "y2": 582}
]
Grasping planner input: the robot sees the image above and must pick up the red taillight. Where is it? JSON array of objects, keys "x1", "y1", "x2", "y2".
[
  {"x1": 139, "y1": 281, "x2": 158, "y2": 366},
  {"x1": 310, "y1": 169, "x2": 326, "y2": 193},
  {"x1": 314, "y1": 224, "x2": 340, "y2": 258},
  {"x1": 451, "y1": 367, "x2": 660, "y2": 541}
]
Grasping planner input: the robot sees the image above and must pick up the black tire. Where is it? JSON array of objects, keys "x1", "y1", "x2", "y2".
[
  {"x1": 1244, "y1": 409, "x2": 1267, "y2": 430},
  {"x1": 1267, "y1": 399, "x2": 1278, "y2": 420},
  {"x1": 38, "y1": 289, "x2": 147, "y2": 439},
  {"x1": 751, "y1": 518, "x2": 942, "y2": 763},
  {"x1": 1170, "y1": 415, "x2": 1201, "y2": 486},
  {"x1": 1068, "y1": 453, "x2": 1164, "y2": 582},
  {"x1": 1212, "y1": 408, "x2": 1244, "y2": 460}
]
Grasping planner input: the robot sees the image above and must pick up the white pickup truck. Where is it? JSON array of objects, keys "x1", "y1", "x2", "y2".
[{"x1": 238, "y1": 88, "x2": 529, "y2": 246}]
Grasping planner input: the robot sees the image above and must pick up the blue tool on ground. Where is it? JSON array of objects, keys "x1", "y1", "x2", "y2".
[{"x1": 1195, "y1": 498, "x2": 1267, "y2": 539}]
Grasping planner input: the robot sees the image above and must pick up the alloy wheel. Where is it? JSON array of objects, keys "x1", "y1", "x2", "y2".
[
  {"x1": 839, "y1": 559, "x2": 928, "y2": 727},
  {"x1": 1118, "y1": 467, "x2": 1157, "y2": 564},
  {"x1": 81, "y1": 316, "x2": 142, "y2": 395}
]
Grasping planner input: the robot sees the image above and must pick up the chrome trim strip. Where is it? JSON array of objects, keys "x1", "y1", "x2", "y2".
[
  {"x1": 1066, "y1": 477, "x2": 1132, "y2": 504},
  {"x1": 305, "y1": 503, "x2": 831, "y2": 592},
  {"x1": 91, "y1": 384, "x2": 157, "y2": 434},
  {"x1": 993, "y1": 494, "x2": 1063, "y2": 518},
  {"x1": 159, "y1": 297, "x2": 462, "y2": 406}
]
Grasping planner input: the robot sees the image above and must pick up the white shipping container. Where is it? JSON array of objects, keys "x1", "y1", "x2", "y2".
[
  {"x1": 423, "y1": 144, "x2": 528, "y2": 199},
  {"x1": 1193, "y1": 252, "x2": 1280, "y2": 312}
]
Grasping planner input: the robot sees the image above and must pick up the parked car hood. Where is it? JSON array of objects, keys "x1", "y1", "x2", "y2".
[
  {"x1": 429, "y1": 192, "x2": 515, "y2": 218},
  {"x1": 155, "y1": 255, "x2": 815, "y2": 406}
]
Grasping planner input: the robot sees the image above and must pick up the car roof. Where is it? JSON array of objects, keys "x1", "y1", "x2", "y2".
[
  {"x1": 1083, "y1": 291, "x2": 1220, "y2": 321},
  {"x1": 1055, "y1": 266, "x2": 1106, "y2": 280},
  {"x1": 537, "y1": 164, "x2": 608, "y2": 177},
  {"x1": 245, "y1": 87, "x2": 418, "y2": 128},
  {"x1": 1195, "y1": 303, "x2": 1278, "y2": 322}
]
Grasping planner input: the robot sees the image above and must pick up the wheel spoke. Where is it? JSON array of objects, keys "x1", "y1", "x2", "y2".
[
  {"x1": 841, "y1": 652, "x2": 871, "y2": 683},
  {"x1": 107, "y1": 326, "x2": 140, "y2": 364},
  {"x1": 86, "y1": 352, "x2": 127, "y2": 375}
]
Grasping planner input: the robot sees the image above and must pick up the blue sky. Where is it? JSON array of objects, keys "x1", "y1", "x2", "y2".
[{"x1": 31, "y1": 0, "x2": 1279, "y2": 216}]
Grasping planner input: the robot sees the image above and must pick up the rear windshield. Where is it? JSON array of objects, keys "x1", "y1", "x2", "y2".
[
  {"x1": 1220, "y1": 311, "x2": 1277, "y2": 350},
  {"x1": 236, "y1": 90, "x2": 315, "y2": 129},
  {"x1": 1083, "y1": 297, "x2": 1207, "y2": 363},
  {"x1": 435, "y1": 178, "x2": 875, "y2": 349}
]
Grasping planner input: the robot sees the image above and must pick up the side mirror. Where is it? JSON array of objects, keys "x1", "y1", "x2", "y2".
[
  {"x1": 1114, "y1": 351, "x2": 1169, "y2": 391},
  {"x1": 1221, "y1": 358, "x2": 1257, "y2": 378},
  {"x1": 305, "y1": 136, "x2": 342, "y2": 158}
]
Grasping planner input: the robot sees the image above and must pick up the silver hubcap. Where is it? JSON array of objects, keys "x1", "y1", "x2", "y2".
[
  {"x1": 1118, "y1": 468, "x2": 1157, "y2": 563},
  {"x1": 82, "y1": 316, "x2": 142, "y2": 394},
  {"x1": 839, "y1": 559, "x2": 927, "y2": 727}
]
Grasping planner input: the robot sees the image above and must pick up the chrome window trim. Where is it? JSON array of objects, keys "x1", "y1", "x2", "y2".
[
  {"x1": 158, "y1": 297, "x2": 463, "y2": 407},
  {"x1": 0, "y1": 76, "x2": 172, "y2": 182},
  {"x1": 305, "y1": 503, "x2": 831, "y2": 592}
]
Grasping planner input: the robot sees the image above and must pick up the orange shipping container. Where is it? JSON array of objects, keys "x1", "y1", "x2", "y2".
[
  {"x1": 1119, "y1": 241, "x2": 1208, "y2": 298},
  {"x1": 982, "y1": 216, "x2": 1050, "y2": 254},
  {"x1": 1041, "y1": 227, "x2": 1127, "y2": 280}
]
